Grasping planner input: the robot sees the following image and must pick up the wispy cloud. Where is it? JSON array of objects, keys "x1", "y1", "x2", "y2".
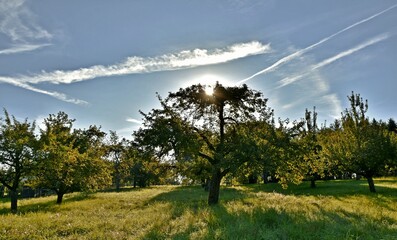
[
  {"x1": 277, "y1": 33, "x2": 389, "y2": 88},
  {"x1": 116, "y1": 118, "x2": 144, "y2": 139},
  {"x1": 16, "y1": 41, "x2": 269, "y2": 85},
  {"x1": 0, "y1": 76, "x2": 88, "y2": 105},
  {"x1": 236, "y1": 3, "x2": 397, "y2": 85},
  {"x1": 222, "y1": 0, "x2": 270, "y2": 13},
  {"x1": 126, "y1": 118, "x2": 142, "y2": 124},
  {"x1": 0, "y1": 43, "x2": 51, "y2": 55},
  {"x1": 0, "y1": 0, "x2": 52, "y2": 42},
  {"x1": 321, "y1": 94, "x2": 343, "y2": 119}
]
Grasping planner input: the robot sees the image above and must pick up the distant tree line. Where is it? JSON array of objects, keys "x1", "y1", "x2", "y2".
[{"x1": 1, "y1": 83, "x2": 397, "y2": 212}]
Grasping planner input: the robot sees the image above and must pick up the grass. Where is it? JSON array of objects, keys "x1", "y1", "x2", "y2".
[{"x1": 0, "y1": 179, "x2": 397, "y2": 239}]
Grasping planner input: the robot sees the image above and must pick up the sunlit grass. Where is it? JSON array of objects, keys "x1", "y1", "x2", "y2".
[{"x1": 1, "y1": 179, "x2": 397, "y2": 239}]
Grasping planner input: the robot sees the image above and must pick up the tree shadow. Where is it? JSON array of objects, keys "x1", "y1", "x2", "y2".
[
  {"x1": 140, "y1": 183, "x2": 397, "y2": 239},
  {"x1": 0, "y1": 198, "x2": 55, "y2": 215},
  {"x1": 245, "y1": 180, "x2": 397, "y2": 214},
  {"x1": 100, "y1": 186, "x2": 147, "y2": 193},
  {"x1": 0, "y1": 192, "x2": 95, "y2": 215},
  {"x1": 244, "y1": 179, "x2": 397, "y2": 198}
]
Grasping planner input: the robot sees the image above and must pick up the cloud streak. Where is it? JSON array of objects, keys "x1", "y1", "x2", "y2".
[
  {"x1": 0, "y1": 43, "x2": 51, "y2": 55},
  {"x1": 16, "y1": 41, "x2": 270, "y2": 85},
  {"x1": 322, "y1": 94, "x2": 343, "y2": 119},
  {"x1": 236, "y1": 3, "x2": 397, "y2": 85},
  {"x1": 0, "y1": 41, "x2": 269, "y2": 105},
  {"x1": 312, "y1": 34, "x2": 389, "y2": 70},
  {"x1": 126, "y1": 118, "x2": 142, "y2": 124},
  {"x1": 0, "y1": 76, "x2": 88, "y2": 105},
  {"x1": 277, "y1": 33, "x2": 389, "y2": 88}
]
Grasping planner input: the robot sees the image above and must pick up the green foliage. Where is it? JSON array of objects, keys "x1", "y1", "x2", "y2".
[
  {"x1": 269, "y1": 119, "x2": 308, "y2": 188},
  {"x1": 0, "y1": 110, "x2": 37, "y2": 212},
  {"x1": 322, "y1": 92, "x2": 397, "y2": 192},
  {"x1": 228, "y1": 120, "x2": 279, "y2": 184},
  {"x1": 105, "y1": 131, "x2": 130, "y2": 190},
  {"x1": 34, "y1": 112, "x2": 112, "y2": 204},
  {"x1": 296, "y1": 107, "x2": 329, "y2": 188}
]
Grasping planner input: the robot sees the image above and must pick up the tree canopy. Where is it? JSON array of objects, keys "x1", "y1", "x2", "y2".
[
  {"x1": 34, "y1": 112, "x2": 112, "y2": 204},
  {"x1": 0, "y1": 110, "x2": 37, "y2": 212}
]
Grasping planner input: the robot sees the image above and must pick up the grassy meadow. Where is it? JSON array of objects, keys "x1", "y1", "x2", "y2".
[{"x1": 1, "y1": 178, "x2": 397, "y2": 240}]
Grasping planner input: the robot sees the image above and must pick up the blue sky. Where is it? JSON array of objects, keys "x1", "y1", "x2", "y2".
[{"x1": 1, "y1": 0, "x2": 396, "y2": 138}]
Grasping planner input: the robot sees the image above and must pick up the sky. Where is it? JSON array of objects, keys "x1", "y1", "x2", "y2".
[{"x1": 0, "y1": 0, "x2": 396, "y2": 138}]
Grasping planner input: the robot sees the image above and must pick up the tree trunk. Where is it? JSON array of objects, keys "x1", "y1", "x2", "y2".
[
  {"x1": 310, "y1": 178, "x2": 316, "y2": 188},
  {"x1": 263, "y1": 170, "x2": 268, "y2": 184},
  {"x1": 366, "y1": 175, "x2": 376, "y2": 193},
  {"x1": 115, "y1": 162, "x2": 121, "y2": 192},
  {"x1": 208, "y1": 169, "x2": 222, "y2": 205},
  {"x1": 248, "y1": 174, "x2": 257, "y2": 184},
  {"x1": 205, "y1": 178, "x2": 210, "y2": 191},
  {"x1": 0, "y1": 185, "x2": 4, "y2": 198},
  {"x1": 133, "y1": 176, "x2": 137, "y2": 188},
  {"x1": 115, "y1": 174, "x2": 121, "y2": 192},
  {"x1": 201, "y1": 178, "x2": 209, "y2": 191},
  {"x1": 56, "y1": 192, "x2": 64, "y2": 204},
  {"x1": 10, "y1": 189, "x2": 18, "y2": 213}
]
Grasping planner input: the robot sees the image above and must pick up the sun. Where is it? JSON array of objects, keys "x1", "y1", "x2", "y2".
[
  {"x1": 204, "y1": 85, "x2": 214, "y2": 95},
  {"x1": 184, "y1": 74, "x2": 232, "y2": 94}
]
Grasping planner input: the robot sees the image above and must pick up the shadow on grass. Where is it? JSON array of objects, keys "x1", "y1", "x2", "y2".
[
  {"x1": 0, "y1": 192, "x2": 96, "y2": 215},
  {"x1": 141, "y1": 181, "x2": 397, "y2": 240},
  {"x1": 243, "y1": 179, "x2": 397, "y2": 199},
  {"x1": 0, "y1": 186, "x2": 165, "y2": 215},
  {"x1": 100, "y1": 186, "x2": 147, "y2": 193},
  {"x1": 246, "y1": 179, "x2": 397, "y2": 215}
]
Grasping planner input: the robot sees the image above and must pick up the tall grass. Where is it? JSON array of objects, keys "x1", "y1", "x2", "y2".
[{"x1": 1, "y1": 179, "x2": 396, "y2": 239}]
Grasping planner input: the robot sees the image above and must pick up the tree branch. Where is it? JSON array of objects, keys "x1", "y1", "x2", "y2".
[
  {"x1": 224, "y1": 117, "x2": 239, "y2": 125},
  {"x1": 221, "y1": 167, "x2": 230, "y2": 177},
  {"x1": 0, "y1": 179, "x2": 12, "y2": 190},
  {"x1": 198, "y1": 152, "x2": 215, "y2": 165},
  {"x1": 193, "y1": 127, "x2": 215, "y2": 152}
]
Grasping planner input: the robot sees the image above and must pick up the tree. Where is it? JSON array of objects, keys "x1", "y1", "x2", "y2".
[
  {"x1": 299, "y1": 107, "x2": 326, "y2": 188},
  {"x1": 317, "y1": 120, "x2": 345, "y2": 179},
  {"x1": 134, "y1": 98, "x2": 208, "y2": 186},
  {"x1": 105, "y1": 131, "x2": 128, "y2": 191},
  {"x1": 326, "y1": 92, "x2": 397, "y2": 192},
  {"x1": 271, "y1": 118, "x2": 309, "y2": 188},
  {"x1": 35, "y1": 112, "x2": 111, "y2": 204},
  {"x1": 0, "y1": 110, "x2": 37, "y2": 213},
  {"x1": 227, "y1": 120, "x2": 275, "y2": 185},
  {"x1": 104, "y1": 132, "x2": 161, "y2": 189},
  {"x1": 137, "y1": 83, "x2": 272, "y2": 204},
  {"x1": 387, "y1": 118, "x2": 397, "y2": 134},
  {"x1": 73, "y1": 125, "x2": 112, "y2": 192},
  {"x1": 127, "y1": 151, "x2": 165, "y2": 187}
]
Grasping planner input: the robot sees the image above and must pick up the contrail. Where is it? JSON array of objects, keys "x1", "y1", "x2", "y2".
[
  {"x1": 236, "y1": 3, "x2": 397, "y2": 85},
  {"x1": 311, "y1": 34, "x2": 389, "y2": 70},
  {"x1": 276, "y1": 33, "x2": 389, "y2": 88},
  {"x1": 0, "y1": 76, "x2": 88, "y2": 105},
  {"x1": 0, "y1": 44, "x2": 51, "y2": 55}
]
